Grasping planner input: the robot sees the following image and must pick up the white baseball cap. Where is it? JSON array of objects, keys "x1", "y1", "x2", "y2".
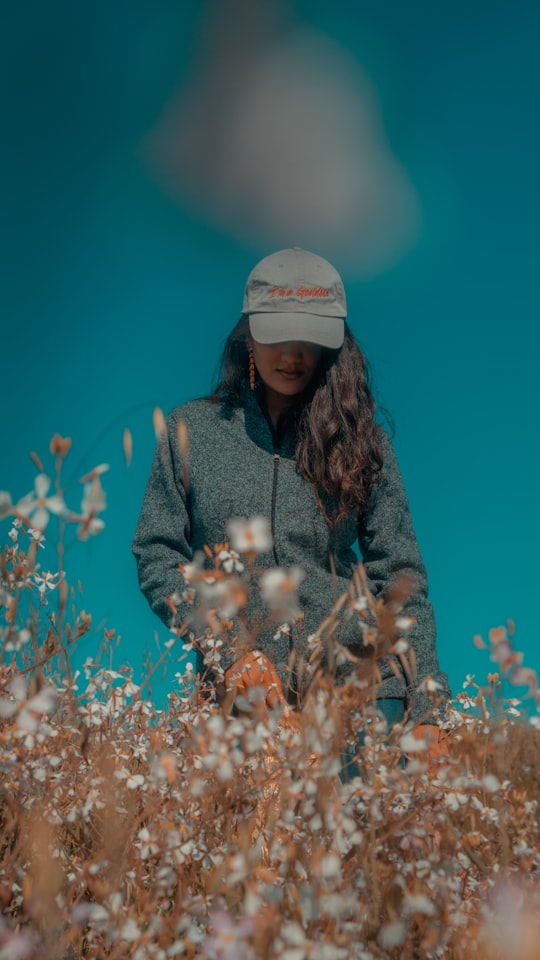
[{"x1": 242, "y1": 248, "x2": 346, "y2": 349}]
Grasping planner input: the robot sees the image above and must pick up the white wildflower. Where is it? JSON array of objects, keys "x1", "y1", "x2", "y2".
[
  {"x1": 126, "y1": 774, "x2": 145, "y2": 790},
  {"x1": 29, "y1": 527, "x2": 45, "y2": 546},
  {"x1": 16, "y1": 473, "x2": 65, "y2": 530},
  {"x1": 312, "y1": 946, "x2": 349, "y2": 959},
  {"x1": 217, "y1": 548, "x2": 244, "y2": 573},
  {"x1": 72, "y1": 902, "x2": 109, "y2": 925},
  {"x1": 513, "y1": 840, "x2": 534, "y2": 856},
  {"x1": 281, "y1": 922, "x2": 307, "y2": 947},
  {"x1": 403, "y1": 893, "x2": 436, "y2": 916},
  {"x1": 0, "y1": 676, "x2": 57, "y2": 732},
  {"x1": 274, "y1": 623, "x2": 292, "y2": 642},
  {"x1": 74, "y1": 469, "x2": 108, "y2": 540},
  {"x1": 391, "y1": 793, "x2": 411, "y2": 815},
  {"x1": 378, "y1": 920, "x2": 407, "y2": 949},
  {"x1": 77, "y1": 516, "x2": 105, "y2": 540},
  {"x1": 81, "y1": 478, "x2": 105, "y2": 513},
  {"x1": 227, "y1": 515, "x2": 273, "y2": 554},
  {"x1": 137, "y1": 827, "x2": 159, "y2": 859},
  {"x1": 215, "y1": 758, "x2": 234, "y2": 782},
  {"x1": 392, "y1": 638, "x2": 409, "y2": 654},
  {"x1": 320, "y1": 853, "x2": 341, "y2": 880},
  {"x1": 400, "y1": 731, "x2": 427, "y2": 753},
  {"x1": 206, "y1": 713, "x2": 225, "y2": 736},
  {"x1": 202, "y1": 910, "x2": 254, "y2": 960},
  {"x1": 5, "y1": 628, "x2": 31, "y2": 653},
  {"x1": 80, "y1": 463, "x2": 109, "y2": 480},
  {"x1": 33, "y1": 570, "x2": 62, "y2": 596},
  {"x1": 0, "y1": 490, "x2": 12, "y2": 520},
  {"x1": 351, "y1": 595, "x2": 368, "y2": 612},
  {"x1": 198, "y1": 575, "x2": 245, "y2": 618},
  {"x1": 181, "y1": 552, "x2": 204, "y2": 583},
  {"x1": 121, "y1": 919, "x2": 141, "y2": 942},
  {"x1": 261, "y1": 565, "x2": 304, "y2": 619},
  {"x1": 445, "y1": 792, "x2": 468, "y2": 812}
]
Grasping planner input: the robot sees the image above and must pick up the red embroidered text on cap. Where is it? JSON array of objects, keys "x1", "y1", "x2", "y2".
[{"x1": 268, "y1": 286, "x2": 331, "y2": 300}]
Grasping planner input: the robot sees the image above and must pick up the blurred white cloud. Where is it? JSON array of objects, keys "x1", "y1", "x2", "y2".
[{"x1": 146, "y1": 0, "x2": 420, "y2": 277}]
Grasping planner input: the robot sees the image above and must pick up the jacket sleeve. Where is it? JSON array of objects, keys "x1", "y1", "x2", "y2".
[
  {"x1": 356, "y1": 429, "x2": 451, "y2": 723},
  {"x1": 132, "y1": 413, "x2": 194, "y2": 631}
]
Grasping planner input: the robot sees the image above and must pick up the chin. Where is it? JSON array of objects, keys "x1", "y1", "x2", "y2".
[{"x1": 276, "y1": 384, "x2": 305, "y2": 398}]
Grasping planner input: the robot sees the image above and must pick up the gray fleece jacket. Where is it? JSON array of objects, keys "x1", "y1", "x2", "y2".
[{"x1": 132, "y1": 385, "x2": 450, "y2": 723}]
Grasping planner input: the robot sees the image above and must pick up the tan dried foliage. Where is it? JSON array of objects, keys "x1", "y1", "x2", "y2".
[
  {"x1": 1, "y1": 434, "x2": 540, "y2": 960},
  {"x1": 49, "y1": 433, "x2": 72, "y2": 458},
  {"x1": 123, "y1": 426, "x2": 133, "y2": 467},
  {"x1": 153, "y1": 406, "x2": 167, "y2": 440}
]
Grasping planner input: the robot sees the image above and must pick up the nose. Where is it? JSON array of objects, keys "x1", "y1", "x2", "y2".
[{"x1": 280, "y1": 341, "x2": 305, "y2": 360}]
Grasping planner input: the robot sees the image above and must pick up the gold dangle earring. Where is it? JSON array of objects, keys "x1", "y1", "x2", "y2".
[{"x1": 248, "y1": 341, "x2": 256, "y2": 391}]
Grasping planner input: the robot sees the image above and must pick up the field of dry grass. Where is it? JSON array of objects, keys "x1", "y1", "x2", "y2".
[{"x1": 1, "y1": 434, "x2": 539, "y2": 959}]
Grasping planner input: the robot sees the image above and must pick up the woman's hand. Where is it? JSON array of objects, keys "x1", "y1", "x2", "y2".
[
  {"x1": 224, "y1": 650, "x2": 287, "y2": 712},
  {"x1": 412, "y1": 723, "x2": 451, "y2": 762}
]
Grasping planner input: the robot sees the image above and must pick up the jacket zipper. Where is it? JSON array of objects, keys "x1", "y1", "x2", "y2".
[
  {"x1": 259, "y1": 402, "x2": 298, "y2": 703},
  {"x1": 269, "y1": 434, "x2": 298, "y2": 705},
  {"x1": 271, "y1": 452, "x2": 280, "y2": 566}
]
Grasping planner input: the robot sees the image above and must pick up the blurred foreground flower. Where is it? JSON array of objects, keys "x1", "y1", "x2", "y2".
[
  {"x1": 227, "y1": 515, "x2": 273, "y2": 555},
  {"x1": 261, "y1": 565, "x2": 304, "y2": 620},
  {"x1": 0, "y1": 491, "x2": 12, "y2": 521},
  {"x1": 198, "y1": 575, "x2": 247, "y2": 619},
  {"x1": 475, "y1": 623, "x2": 539, "y2": 699},
  {"x1": 201, "y1": 910, "x2": 254, "y2": 960},
  {"x1": 73, "y1": 466, "x2": 109, "y2": 540},
  {"x1": 16, "y1": 473, "x2": 65, "y2": 530},
  {"x1": 480, "y1": 879, "x2": 540, "y2": 960},
  {"x1": 0, "y1": 675, "x2": 57, "y2": 731}
]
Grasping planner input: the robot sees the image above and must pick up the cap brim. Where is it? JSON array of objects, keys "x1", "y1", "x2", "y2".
[{"x1": 249, "y1": 313, "x2": 344, "y2": 350}]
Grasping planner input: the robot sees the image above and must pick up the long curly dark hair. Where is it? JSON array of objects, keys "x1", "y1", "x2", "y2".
[{"x1": 209, "y1": 317, "x2": 384, "y2": 524}]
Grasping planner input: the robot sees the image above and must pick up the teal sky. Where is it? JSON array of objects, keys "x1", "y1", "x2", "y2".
[{"x1": 2, "y1": 1, "x2": 539, "y2": 704}]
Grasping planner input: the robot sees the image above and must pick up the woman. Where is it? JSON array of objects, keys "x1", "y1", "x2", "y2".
[{"x1": 132, "y1": 248, "x2": 450, "y2": 743}]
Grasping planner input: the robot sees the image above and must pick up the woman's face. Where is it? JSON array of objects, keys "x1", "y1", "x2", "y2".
[{"x1": 251, "y1": 339, "x2": 322, "y2": 417}]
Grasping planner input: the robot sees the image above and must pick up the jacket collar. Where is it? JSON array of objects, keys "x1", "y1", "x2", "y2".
[{"x1": 241, "y1": 381, "x2": 298, "y2": 458}]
